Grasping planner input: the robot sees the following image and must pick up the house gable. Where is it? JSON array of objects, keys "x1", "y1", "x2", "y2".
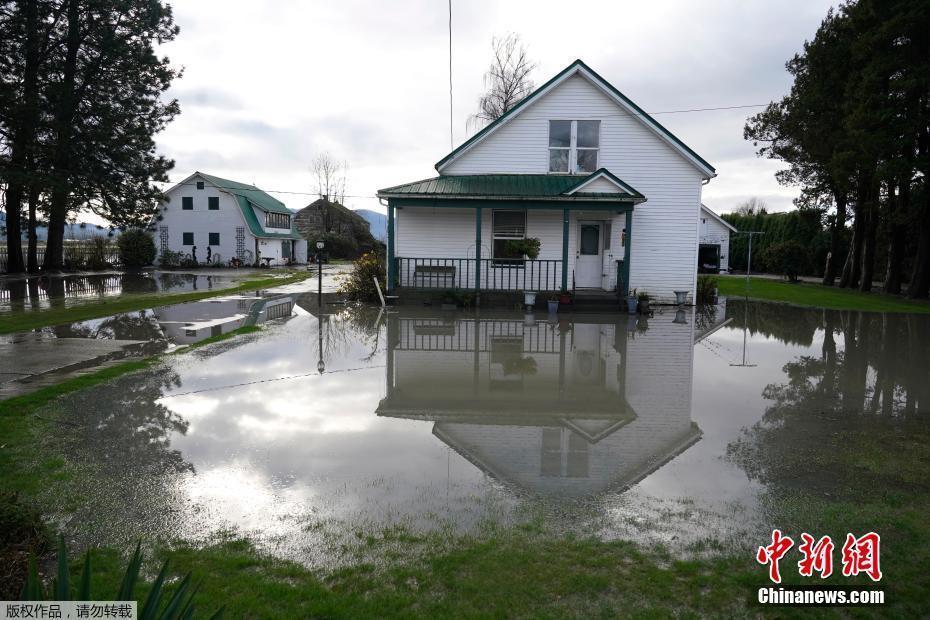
[
  {"x1": 700, "y1": 204, "x2": 737, "y2": 232},
  {"x1": 437, "y1": 60, "x2": 715, "y2": 179}
]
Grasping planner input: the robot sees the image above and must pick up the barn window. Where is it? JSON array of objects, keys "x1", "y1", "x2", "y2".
[
  {"x1": 182, "y1": 232, "x2": 194, "y2": 245},
  {"x1": 182, "y1": 197, "x2": 193, "y2": 210},
  {"x1": 265, "y1": 212, "x2": 290, "y2": 229},
  {"x1": 208, "y1": 197, "x2": 219, "y2": 210},
  {"x1": 208, "y1": 233, "x2": 220, "y2": 245},
  {"x1": 196, "y1": 181, "x2": 204, "y2": 190}
]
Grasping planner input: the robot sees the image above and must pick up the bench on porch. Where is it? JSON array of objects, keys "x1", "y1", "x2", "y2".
[{"x1": 413, "y1": 265, "x2": 456, "y2": 288}]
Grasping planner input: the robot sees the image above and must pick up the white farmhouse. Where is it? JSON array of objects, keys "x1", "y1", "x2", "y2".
[
  {"x1": 378, "y1": 59, "x2": 716, "y2": 303},
  {"x1": 153, "y1": 172, "x2": 307, "y2": 266},
  {"x1": 699, "y1": 204, "x2": 736, "y2": 274}
]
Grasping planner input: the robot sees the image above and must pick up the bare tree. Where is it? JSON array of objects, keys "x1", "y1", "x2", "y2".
[
  {"x1": 735, "y1": 197, "x2": 769, "y2": 216},
  {"x1": 310, "y1": 152, "x2": 348, "y2": 204},
  {"x1": 470, "y1": 33, "x2": 536, "y2": 129}
]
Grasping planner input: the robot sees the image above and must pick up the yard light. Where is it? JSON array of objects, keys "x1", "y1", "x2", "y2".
[{"x1": 316, "y1": 240, "x2": 324, "y2": 307}]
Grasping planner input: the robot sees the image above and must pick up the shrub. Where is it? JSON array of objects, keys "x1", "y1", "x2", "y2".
[
  {"x1": 761, "y1": 240, "x2": 808, "y2": 282},
  {"x1": 159, "y1": 249, "x2": 183, "y2": 268},
  {"x1": 86, "y1": 237, "x2": 111, "y2": 270},
  {"x1": 338, "y1": 251, "x2": 386, "y2": 302},
  {"x1": 117, "y1": 229, "x2": 157, "y2": 270},
  {"x1": 696, "y1": 275, "x2": 718, "y2": 304}
]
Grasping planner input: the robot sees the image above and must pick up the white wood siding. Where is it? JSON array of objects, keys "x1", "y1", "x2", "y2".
[
  {"x1": 699, "y1": 208, "x2": 732, "y2": 273},
  {"x1": 437, "y1": 74, "x2": 704, "y2": 301},
  {"x1": 155, "y1": 175, "x2": 255, "y2": 264}
]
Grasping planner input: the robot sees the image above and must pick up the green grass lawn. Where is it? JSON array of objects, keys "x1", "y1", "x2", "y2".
[
  {"x1": 0, "y1": 271, "x2": 311, "y2": 334},
  {"x1": 717, "y1": 276, "x2": 930, "y2": 314}
]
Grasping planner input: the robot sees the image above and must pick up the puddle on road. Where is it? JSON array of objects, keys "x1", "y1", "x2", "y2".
[
  {"x1": 0, "y1": 271, "x2": 246, "y2": 312},
  {"x1": 35, "y1": 299, "x2": 930, "y2": 568}
]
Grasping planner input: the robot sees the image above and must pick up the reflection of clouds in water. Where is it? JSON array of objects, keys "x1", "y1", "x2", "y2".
[{"x1": 52, "y1": 302, "x2": 918, "y2": 568}]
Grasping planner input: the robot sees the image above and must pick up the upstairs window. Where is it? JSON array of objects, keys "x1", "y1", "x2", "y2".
[
  {"x1": 196, "y1": 181, "x2": 205, "y2": 190},
  {"x1": 265, "y1": 212, "x2": 290, "y2": 229},
  {"x1": 182, "y1": 196, "x2": 193, "y2": 210},
  {"x1": 208, "y1": 197, "x2": 219, "y2": 210},
  {"x1": 548, "y1": 120, "x2": 600, "y2": 174}
]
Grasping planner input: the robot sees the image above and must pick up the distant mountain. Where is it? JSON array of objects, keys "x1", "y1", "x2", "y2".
[
  {"x1": 353, "y1": 209, "x2": 387, "y2": 242},
  {"x1": 0, "y1": 214, "x2": 109, "y2": 241}
]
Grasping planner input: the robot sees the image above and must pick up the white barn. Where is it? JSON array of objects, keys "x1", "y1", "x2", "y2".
[
  {"x1": 153, "y1": 172, "x2": 307, "y2": 267},
  {"x1": 699, "y1": 204, "x2": 736, "y2": 274},
  {"x1": 378, "y1": 59, "x2": 716, "y2": 303}
]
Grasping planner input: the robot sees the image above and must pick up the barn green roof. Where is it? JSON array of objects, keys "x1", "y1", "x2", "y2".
[{"x1": 197, "y1": 172, "x2": 302, "y2": 240}]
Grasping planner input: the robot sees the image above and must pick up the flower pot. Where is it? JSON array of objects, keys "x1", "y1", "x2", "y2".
[
  {"x1": 626, "y1": 296, "x2": 638, "y2": 314},
  {"x1": 547, "y1": 299, "x2": 559, "y2": 314},
  {"x1": 674, "y1": 290, "x2": 688, "y2": 305},
  {"x1": 559, "y1": 293, "x2": 572, "y2": 305},
  {"x1": 638, "y1": 299, "x2": 651, "y2": 315},
  {"x1": 523, "y1": 291, "x2": 537, "y2": 307}
]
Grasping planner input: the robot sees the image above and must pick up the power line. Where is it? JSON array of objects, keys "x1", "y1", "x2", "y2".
[{"x1": 448, "y1": 0, "x2": 454, "y2": 151}]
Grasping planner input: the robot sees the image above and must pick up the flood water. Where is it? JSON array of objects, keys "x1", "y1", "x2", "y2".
[
  {"x1": 35, "y1": 297, "x2": 930, "y2": 568},
  {"x1": 0, "y1": 271, "x2": 244, "y2": 312}
]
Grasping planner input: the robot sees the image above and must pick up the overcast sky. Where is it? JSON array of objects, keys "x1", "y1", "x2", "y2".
[{"x1": 153, "y1": 0, "x2": 837, "y2": 216}]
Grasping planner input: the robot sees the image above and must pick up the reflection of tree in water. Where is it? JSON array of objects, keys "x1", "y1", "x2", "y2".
[
  {"x1": 304, "y1": 301, "x2": 385, "y2": 363},
  {"x1": 53, "y1": 363, "x2": 191, "y2": 477},
  {"x1": 727, "y1": 307, "x2": 930, "y2": 499},
  {"x1": 726, "y1": 298, "x2": 823, "y2": 347}
]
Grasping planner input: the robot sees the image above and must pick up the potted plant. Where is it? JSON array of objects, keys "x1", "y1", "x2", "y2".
[
  {"x1": 637, "y1": 291, "x2": 651, "y2": 315},
  {"x1": 547, "y1": 294, "x2": 559, "y2": 314},
  {"x1": 524, "y1": 290, "x2": 538, "y2": 307},
  {"x1": 626, "y1": 288, "x2": 638, "y2": 314},
  {"x1": 558, "y1": 289, "x2": 572, "y2": 305},
  {"x1": 504, "y1": 237, "x2": 541, "y2": 260}
]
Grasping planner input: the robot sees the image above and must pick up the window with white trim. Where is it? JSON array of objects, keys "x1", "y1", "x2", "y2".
[
  {"x1": 548, "y1": 120, "x2": 600, "y2": 174},
  {"x1": 492, "y1": 210, "x2": 526, "y2": 265}
]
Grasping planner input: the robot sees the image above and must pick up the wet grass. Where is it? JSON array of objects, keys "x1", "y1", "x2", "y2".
[
  {"x1": 718, "y1": 276, "x2": 930, "y2": 314},
  {"x1": 0, "y1": 270, "x2": 311, "y2": 334}
]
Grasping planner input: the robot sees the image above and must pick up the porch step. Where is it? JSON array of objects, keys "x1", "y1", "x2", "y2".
[{"x1": 571, "y1": 291, "x2": 622, "y2": 312}]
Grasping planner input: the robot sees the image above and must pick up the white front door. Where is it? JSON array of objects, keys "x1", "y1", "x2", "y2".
[{"x1": 576, "y1": 222, "x2": 602, "y2": 288}]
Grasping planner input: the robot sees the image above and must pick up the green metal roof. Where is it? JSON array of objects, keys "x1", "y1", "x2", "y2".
[
  {"x1": 198, "y1": 172, "x2": 293, "y2": 214},
  {"x1": 434, "y1": 59, "x2": 716, "y2": 177},
  {"x1": 197, "y1": 172, "x2": 302, "y2": 240},
  {"x1": 378, "y1": 169, "x2": 644, "y2": 202}
]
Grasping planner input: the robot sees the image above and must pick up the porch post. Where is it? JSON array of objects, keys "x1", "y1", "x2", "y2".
[
  {"x1": 561, "y1": 208, "x2": 570, "y2": 291},
  {"x1": 475, "y1": 207, "x2": 482, "y2": 294},
  {"x1": 622, "y1": 209, "x2": 632, "y2": 296},
  {"x1": 387, "y1": 202, "x2": 396, "y2": 291}
]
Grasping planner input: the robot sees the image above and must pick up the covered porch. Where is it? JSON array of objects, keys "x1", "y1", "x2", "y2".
[{"x1": 378, "y1": 171, "x2": 645, "y2": 297}]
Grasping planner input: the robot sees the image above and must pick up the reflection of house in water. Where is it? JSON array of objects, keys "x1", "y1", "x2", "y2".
[
  {"x1": 154, "y1": 294, "x2": 300, "y2": 346},
  {"x1": 377, "y1": 311, "x2": 700, "y2": 497}
]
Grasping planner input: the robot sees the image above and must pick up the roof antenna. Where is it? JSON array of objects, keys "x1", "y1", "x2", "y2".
[{"x1": 448, "y1": 0, "x2": 453, "y2": 150}]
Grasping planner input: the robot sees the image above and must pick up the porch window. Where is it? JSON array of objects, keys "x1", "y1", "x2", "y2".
[
  {"x1": 548, "y1": 120, "x2": 600, "y2": 174},
  {"x1": 492, "y1": 210, "x2": 526, "y2": 266}
]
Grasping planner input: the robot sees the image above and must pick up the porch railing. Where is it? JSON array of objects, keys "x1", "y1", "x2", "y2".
[{"x1": 395, "y1": 257, "x2": 563, "y2": 292}]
